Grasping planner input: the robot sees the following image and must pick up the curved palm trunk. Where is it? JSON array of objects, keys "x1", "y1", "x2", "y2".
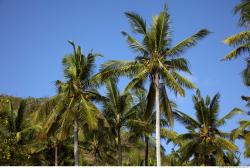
[
  {"x1": 144, "y1": 136, "x2": 149, "y2": 166},
  {"x1": 154, "y1": 73, "x2": 161, "y2": 166},
  {"x1": 55, "y1": 144, "x2": 58, "y2": 166},
  {"x1": 117, "y1": 127, "x2": 122, "y2": 166},
  {"x1": 74, "y1": 119, "x2": 79, "y2": 166}
]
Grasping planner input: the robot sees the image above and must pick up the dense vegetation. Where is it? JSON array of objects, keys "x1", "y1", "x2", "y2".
[{"x1": 0, "y1": 1, "x2": 250, "y2": 166}]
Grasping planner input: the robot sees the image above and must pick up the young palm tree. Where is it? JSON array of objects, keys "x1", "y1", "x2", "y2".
[
  {"x1": 171, "y1": 90, "x2": 243, "y2": 165},
  {"x1": 33, "y1": 96, "x2": 67, "y2": 166},
  {"x1": 92, "y1": 5, "x2": 210, "y2": 165},
  {"x1": 222, "y1": 0, "x2": 250, "y2": 86},
  {"x1": 44, "y1": 41, "x2": 104, "y2": 166},
  {"x1": 81, "y1": 122, "x2": 113, "y2": 166},
  {"x1": 102, "y1": 79, "x2": 137, "y2": 165}
]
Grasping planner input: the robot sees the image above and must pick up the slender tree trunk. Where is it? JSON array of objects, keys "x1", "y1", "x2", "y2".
[
  {"x1": 55, "y1": 144, "x2": 58, "y2": 166},
  {"x1": 74, "y1": 118, "x2": 79, "y2": 166},
  {"x1": 154, "y1": 73, "x2": 161, "y2": 166},
  {"x1": 117, "y1": 127, "x2": 122, "y2": 166},
  {"x1": 145, "y1": 136, "x2": 149, "y2": 166}
]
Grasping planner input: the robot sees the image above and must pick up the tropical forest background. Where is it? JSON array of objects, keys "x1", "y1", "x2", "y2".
[{"x1": 0, "y1": 0, "x2": 250, "y2": 166}]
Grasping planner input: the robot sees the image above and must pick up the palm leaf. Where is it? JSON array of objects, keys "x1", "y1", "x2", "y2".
[
  {"x1": 216, "y1": 108, "x2": 243, "y2": 126},
  {"x1": 165, "y1": 29, "x2": 210, "y2": 57},
  {"x1": 124, "y1": 12, "x2": 147, "y2": 35}
]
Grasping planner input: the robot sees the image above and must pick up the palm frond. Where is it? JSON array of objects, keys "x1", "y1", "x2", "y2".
[
  {"x1": 159, "y1": 61, "x2": 185, "y2": 96},
  {"x1": 214, "y1": 137, "x2": 238, "y2": 152},
  {"x1": 124, "y1": 12, "x2": 147, "y2": 35},
  {"x1": 222, "y1": 42, "x2": 250, "y2": 60},
  {"x1": 224, "y1": 30, "x2": 250, "y2": 46},
  {"x1": 234, "y1": 0, "x2": 250, "y2": 27},
  {"x1": 174, "y1": 110, "x2": 200, "y2": 129},
  {"x1": 216, "y1": 108, "x2": 243, "y2": 126},
  {"x1": 121, "y1": 31, "x2": 148, "y2": 55},
  {"x1": 172, "y1": 71, "x2": 196, "y2": 90},
  {"x1": 165, "y1": 29, "x2": 210, "y2": 57},
  {"x1": 165, "y1": 58, "x2": 191, "y2": 74}
]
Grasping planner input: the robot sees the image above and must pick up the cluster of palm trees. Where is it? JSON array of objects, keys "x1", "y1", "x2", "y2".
[{"x1": 0, "y1": 1, "x2": 250, "y2": 166}]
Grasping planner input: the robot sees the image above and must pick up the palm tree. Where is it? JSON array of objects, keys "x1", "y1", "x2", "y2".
[
  {"x1": 33, "y1": 96, "x2": 66, "y2": 166},
  {"x1": 222, "y1": 1, "x2": 250, "y2": 158},
  {"x1": 171, "y1": 90, "x2": 243, "y2": 165},
  {"x1": 44, "y1": 41, "x2": 104, "y2": 166},
  {"x1": 102, "y1": 79, "x2": 137, "y2": 165},
  {"x1": 0, "y1": 98, "x2": 43, "y2": 165},
  {"x1": 222, "y1": 0, "x2": 250, "y2": 86},
  {"x1": 92, "y1": 5, "x2": 210, "y2": 165},
  {"x1": 128, "y1": 87, "x2": 177, "y2": 165},
  {"x1": 231, "y1": 96, "x2": 250, "y2": 158},
  {"x1": 81, "y1": 119, "x2": 113, "y2": 166}
]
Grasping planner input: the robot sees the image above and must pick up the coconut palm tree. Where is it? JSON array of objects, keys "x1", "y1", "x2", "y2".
[
  {"x1": 222, "y1": 0, "x2": 250, "y2": 86},
  {"x1": 43, "y1": 41, "x2": 104, "y2": 166},
  {"x1": 171, "y1": 90, "x2": 243, "y2": 165},
  {"x1": 81, "y1": 118, "x2": 114, "y2": 166},
  {"x1": 231, "y1": 117, "x2": 250, "y2": 158},
  {"x1": 102, "y1": 79, "x2": 138, "y2": 165},
  {"x1": 92, "y1": 5, "x2": 210, "y2": 165},
  {"x1": 0, "y1": 98, "x2": 43, "y2": 165},
  {"x1": 32, "y1": 96, "x2": 67, "y2": 166},
  {"x1": 222, "y1": 0, "x2": 250, "y2": 159}
]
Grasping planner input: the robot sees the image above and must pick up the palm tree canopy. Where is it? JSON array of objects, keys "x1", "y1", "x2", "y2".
[
  {"x1": 92, "y1": 5, "x2": 210, "y2": 126},
  {"x1": 43, "y1": 41, "x2": 105, "y2": 141},
  {"x1": 171, "y1": 90, "x2": 243, "y2": 165}
]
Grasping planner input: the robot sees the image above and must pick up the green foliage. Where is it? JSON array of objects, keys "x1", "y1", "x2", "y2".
[{"x1": 169, "y1": 90, "x2": 242, "y2": 166}]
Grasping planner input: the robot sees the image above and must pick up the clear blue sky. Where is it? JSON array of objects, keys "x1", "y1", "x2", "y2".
[{"x1": 0, "y1": 0, "x2": 249, "y2": 165}]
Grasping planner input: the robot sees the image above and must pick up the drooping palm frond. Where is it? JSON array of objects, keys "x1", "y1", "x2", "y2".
[
  {"x1": 214, "y1": 136, "x2": 238, "y2": 153},
  {"x1": 124, "y1": 12, "x2": 147, "y2": 35},
  {"x1": 174, "y1": 110, "x2": 200, "y2": 129},
  {"x1": 164, "y1": 58, "x2": 191, "y2": 74},
  {"x1": 234, "y1": 0, "x2": 250, "y2": 28},
  {"x1": 223, "y1": 42, "x2": 250, "y2": 60},
  {"x1": 159, "y1": 84, "x2": 174, "y2": 127}
]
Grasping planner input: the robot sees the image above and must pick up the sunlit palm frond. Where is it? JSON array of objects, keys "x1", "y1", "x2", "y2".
[
  {"x1": 224, "y1": 30, "x2": 250, "y2": 46},
  {"x1": 165, "y1": 29, "x2": 210, "y2": 57},
  {"x1": 216, "y1": 108, "x2": 243, "y2": 126},
  {"x1": 222, "y1": 42, "x2": 250, "y2": 60}
]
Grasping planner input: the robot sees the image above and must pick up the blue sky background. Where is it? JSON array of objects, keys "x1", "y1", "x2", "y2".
[{"x1": 0, "y1": 0, "x2": 250, "y2": 165}]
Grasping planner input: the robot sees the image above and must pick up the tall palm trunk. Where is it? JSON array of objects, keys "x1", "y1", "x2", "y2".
[
  {"x1": 117, "y1": 127, "x2": 122, "y2": 166},
  {"x1": 55, "y1": 144, "x2": 58, "y2": 166},
  {"x1": 154, "y1": 73, "x2": 161, "y2": 166},
  {"x1": 74, "y1": 118, "x2": 79, "y2": 166},
  {"x1": 145, "y1": 136, "x2": 149, "y2": 166}
]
